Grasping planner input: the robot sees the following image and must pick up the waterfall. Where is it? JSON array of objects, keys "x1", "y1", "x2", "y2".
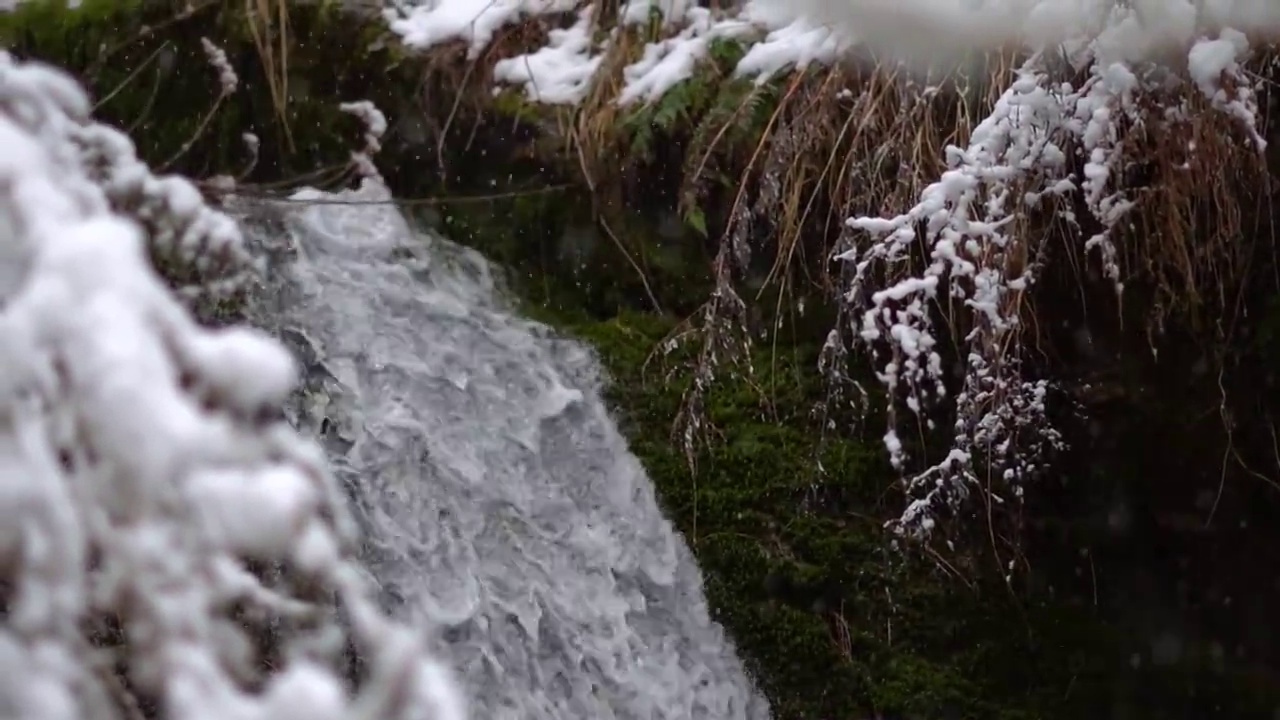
[{"x1": 235, "y1": 179, "x2": 771, "y2": 720}]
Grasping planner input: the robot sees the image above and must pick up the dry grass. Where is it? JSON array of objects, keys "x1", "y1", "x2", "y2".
[
  {"x1": 1120, "y1": 82, "x2": 1270, "y2": 342},
  {"x1": 71, "y1": 0, "x2": 1280, "y2": 581},
  {"x1": 261, "y1": 2, "x2": 1280, "y2": 568},
  {"x1": 57, "y1": 0, "x2": 1280, "y2": 360},
  {"x1": 245, "y1": 0, "x2": 294, "y2": 151}
]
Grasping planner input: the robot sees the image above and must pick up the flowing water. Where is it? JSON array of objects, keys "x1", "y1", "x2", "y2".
[{"x1": 235, "y1": 179, "x2": 770, "y2": 720}]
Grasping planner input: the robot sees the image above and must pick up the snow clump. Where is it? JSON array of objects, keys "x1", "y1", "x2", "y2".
[{"x1": 0, "y1": 52, "x2": 465, "y2": 720}]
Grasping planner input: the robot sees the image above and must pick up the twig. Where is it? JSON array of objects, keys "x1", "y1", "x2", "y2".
[
  {"x1": 1225, "y1": 410, "x2": 1280, "y2": 495},
  {"x1": 241, "y1": 183, "x2": 573, "y2": 205},
  {"x1": 124, "y1": 61, "x2": 165, "y2": 135},
  {"x1": 92, "y1": 41, "x2": 172, "y2": 113},
  {"x1": 718, "y1": 70, "x2": 806, "y2": 264},
  {"x1": 1206, "y1": 365, "x2": 1232, "y2": 527},
  {"x1": 436, "y1": 0, "x2": 504, "y2": 177},
  {"x1": 87, "y1": 0, "x2": 219, "y2": 78},
  {"x1": 438, "y1": 57, "x2": 479, "y2": 178},
  {"x1": 158, "y1": 96, "x2": 225, "y2": 172},
  {"x1": 570, "y1": 126, "x2": 664, "y2": 313},
  {"x1": 246, "y1": 0, "x2": 294, "y2": 153}
]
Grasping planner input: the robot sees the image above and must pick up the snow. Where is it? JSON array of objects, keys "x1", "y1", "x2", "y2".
[
  {"x1": 734, "y1": 16, "x2": 845, "y2": 83},
  {"x1": 185, "y1": 327, "x2": 299, "y2": 411},
  {"x1": 187, "y1": 465, "x2": 319, "y2": 557},
  {"x1": 618, "y1": 8, "x2": 755, "y2": 104},
  {"x1": 388, "y1": 0, "x2": 845, "y2": 103},
  {"x1": 385, "y1": 0, "x2": 1280, "y2": 112},
  {"x1": 1189, "y1": 29, "x2": 1247, "y2": 92},
  {"x1": 385, "y1": 0, "x2": 578, "y2": 57},
  {"x1": 493, "y1": 6, "x2": 603, "y2": 104},
  {"x1": 340, "y1": 99, "x2": 390, "y2": 176},
  {"x1": 200, "y1": 37, "x2": 239, "y2": 96},
  {"x1": 0, "y1": 51, "x2": 465, "y2": 720}
]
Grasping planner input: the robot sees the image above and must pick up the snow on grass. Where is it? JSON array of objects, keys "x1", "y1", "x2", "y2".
[
  {"x1": 0, "y1": 51, "x2": 465, "y2": 720},
  {"x1": 386, "y1": 0, "x2": 1279, "y2": 538},
  {"x1": 493, "y1": 6, "x2": 603, "y2": 104},
  {"x1": 388, "y1": 0, "x2": 843, "y2": 104},
  {"x1": 838, "y1": 62, "x2": 1077, "y2": 534},
  {"x1": 386, "y1": 0, "x2": 578, "y2": 56},
  {"x1": 734, "y1": 13, "x2": 845, "y2": 83},
  {"x1": 387, "y1": 0, "x2": 1280, "y2": 110},
  {"x1": 618, "y1": 7, "x2": 757, "y2": 104},
  {"x1": 832, "y1": 6, "x2": 1270, "y2": 539}
]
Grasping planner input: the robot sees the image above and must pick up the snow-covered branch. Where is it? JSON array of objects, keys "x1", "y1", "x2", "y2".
[{"x1": 837, "y1": 18, "x2": 1269, "y2": 542}]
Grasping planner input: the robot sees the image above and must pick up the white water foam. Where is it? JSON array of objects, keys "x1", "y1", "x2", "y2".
[{"x1": 236, "y1": 179, "x2": 771, "y2": 720}]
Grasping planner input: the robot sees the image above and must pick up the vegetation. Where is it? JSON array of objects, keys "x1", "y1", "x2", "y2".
[{"x1": 559, "y1": 309, "x2": 1119, "y2": 719}]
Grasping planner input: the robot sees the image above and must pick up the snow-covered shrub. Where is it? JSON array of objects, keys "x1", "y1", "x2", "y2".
[
  {"x1": 835, "y1": 9, "x2": 1271, "y2": 547},
  {"x1": 17, "y1": 39, "x2": 256, "y2": 304},
  {"x1": 382, "y1": 0, "x2": 1277, "y2": 554},
  {"x1": 0, "y1": 52, "x2": 464, "y2": 720}
]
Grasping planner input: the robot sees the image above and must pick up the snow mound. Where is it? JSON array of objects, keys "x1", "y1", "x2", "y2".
[{"x1": 0, "y1": 52, "x2": 464, "y2": 720}]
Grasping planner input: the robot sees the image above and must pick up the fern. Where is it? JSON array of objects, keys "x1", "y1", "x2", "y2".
[
  {"x1": 658, "y1": 74, "x2": 712, "y2": 128},
  {"x1": 621, "y1": 104, "x2": 657, "y2": 158},
  {"x1": 683, "y1": 204, "x2": 708, "y2": 237},
  {"x1": 621, "y1": 71, "x2": 718, "y2": 160},
  {"x1": 730, "y1": 81, "x2": 778, "y2": 149},
  {"x1": 707, "y1": 36, "x2": 747, "y2": 72}
]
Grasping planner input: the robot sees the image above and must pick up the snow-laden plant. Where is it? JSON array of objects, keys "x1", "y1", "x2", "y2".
[
  {"x1": 0, "y1": 52, "x2": 464, "y2": 720},
  {"x1": 835, "y1": 15, "x2": 1269, "y2": 548},
  {"x1": 44, "y1": 38, "x2": 254, "y2": 304}
]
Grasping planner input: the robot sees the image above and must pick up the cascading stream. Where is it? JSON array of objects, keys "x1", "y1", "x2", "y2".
[{"x1": 235, "y1": 179, "x2": 770, "y2": 720}]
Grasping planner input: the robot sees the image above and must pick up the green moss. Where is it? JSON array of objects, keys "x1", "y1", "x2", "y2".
[
  {"x1": 550, "y1": 310, "x2": 1115, "y2": 720},
  {"x1": 0, "y1": 0, "x2": 147, "y2": 50},
  {"x1": 0, "y1": 0, "x2": 476, "y2": 190},
  {"x1": 437, "y1": 189, "x2": 716, "y2": 321}
]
